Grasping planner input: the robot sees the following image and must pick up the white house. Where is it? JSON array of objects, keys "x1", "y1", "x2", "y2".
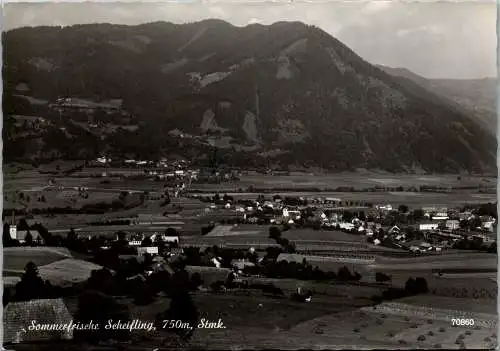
[
  {"x1": 282, "y1": 208, "x2": 289, "y2": 217},
  {"x1": 432, "y1": 212, "x2": 449, "y2": 221},
  {"x1": 149, "y1": 233, "x2": 179, "y2": 243},
  {"x1": 419, "y1": 222, "x2": 439, "y2": 231},
  {"x1": 339, "y1": 222, "x2": 355, "y2": 230},
  {"x1": 388, "y1": 225, "x2": 401, "y2": 235},
  {"x1": 445, "y1": 220, "x2": 460, "y2": 230},
  {"x1": 376, "y1": 204, "x2": 393, "y2": 211}
]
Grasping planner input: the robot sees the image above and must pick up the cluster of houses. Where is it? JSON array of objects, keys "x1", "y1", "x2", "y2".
[{"x1": 199, "y1": 194, "x2": 497, "y2": 253}]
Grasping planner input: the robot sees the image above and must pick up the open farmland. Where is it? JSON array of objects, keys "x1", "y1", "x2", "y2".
[
  {"x1": 37, "y1": 258, "x2": 106, "y2": 287},
  {"x1": 396, "y1": 295, "x2": 497, "y2": 315},
  {"x1": 375, "y1": 252, "x2": 497, "y2": 271},
  {"x1": 192, "y1": 171, "x2": 496, "y2": 190},
  {"x1": 286, "y1": 302, "x2": 497, "y2": 350}
]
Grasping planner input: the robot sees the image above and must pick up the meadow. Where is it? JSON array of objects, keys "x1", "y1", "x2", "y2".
[{"x1": 3, "y1": 247, "x2": 72, "y2": 272}]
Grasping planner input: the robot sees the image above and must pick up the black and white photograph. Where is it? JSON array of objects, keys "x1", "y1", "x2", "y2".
[{"x1": 1, "y1": 0, "x2": 498, "y2": 349}]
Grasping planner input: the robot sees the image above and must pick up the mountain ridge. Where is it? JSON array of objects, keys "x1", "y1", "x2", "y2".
[
  {"x1": 3, "y1": 21, "x2": 497, "y2": 173},
  {"x1": 377, "y1": 64, "x2": 497, "y2": 134}
]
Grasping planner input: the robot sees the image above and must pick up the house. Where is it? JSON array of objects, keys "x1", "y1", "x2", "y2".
[
  {"x1": 339, "y1": 222, "x2": 355, "y2": 231},
  {"x1": 13, "y1": 230, "x2": 44, "y2": 244},
  {"x1": 149, "y1": 233, "x2": 179, "y2": 243},
  {"x1": 185, "y1": 266, "x2": 233, "y2": 287},
  {"x1": 445, "y1": 220, "x2": 460, "y2": 230},
  {"x1": 137, "y1": 247, "x2": 159, "y2": 256},
  {"x1": 419, "y1": 222, "x2": 439, "y2": 231},
  {"x1": 231, "y1": 259, "x2": 255, "y2": 271},
  {"x1": 432, "y1": 212, "x2": 449, "y2": 221},
  {"x1": 3, "y1": 298, "x2": 73, "y2": 344},
  {"x1": 324, "y1": 197, "x2": 341, "y2": 206},
  {"x1": 376, "y1": 204, "x2": 393, "y2": 211},
  {"x1": 388, "y1": 226, "x2": 401, "y2": 235},
  {"x1": 480, "y1": 217, "x2": 496, "y2": 232}
]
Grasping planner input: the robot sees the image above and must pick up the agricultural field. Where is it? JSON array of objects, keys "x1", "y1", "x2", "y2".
[
  {"x1": 3, "y1": 247, "x2": 72, "y2": 272},
  {"x1": 396, "y1": 296, "x2": 497, "y2": 315},
  {"x1": 282, "y1": 228, "x2": 365, "y2": 243},
  {"x1": 375, "y1": 252, "x2": 497, "y2": 271},
  {"x1": 287, "y1": 305, "x2": 498, "y2": 350},
  {"x1": 37, "y1": 258, "x2": 105, "y2": 287},
  {"x1": 193, "y1": 171, "x2": 496, "y2": 189}
]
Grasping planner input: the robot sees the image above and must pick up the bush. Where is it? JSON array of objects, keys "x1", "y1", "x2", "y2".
[
  {"x1": 428, "y1": 331, "x2": 434, "y2": 336},
  {"x1": 439, "y1": 327, "x2": 446, "y2": 332},
  {"x1": 268, "y1": 226, "x2": 282, "y2": 240},
  {"x1": 417, "y1": 335, "x2": 426, "y2": 341},
  {"x1": 375, "y1": 272, "x2": 391, "y2": 283}
]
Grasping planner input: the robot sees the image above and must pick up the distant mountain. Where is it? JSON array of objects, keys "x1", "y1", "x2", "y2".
[
  {"x1": 2, "y1": 20, "x2": 497, "y2": 173},
  {"x1": 378, "y1": 65, "x2": 497, "y2": 133}
]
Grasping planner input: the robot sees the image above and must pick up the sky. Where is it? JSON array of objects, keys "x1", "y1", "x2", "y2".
[{"x1": 2, "y1": 0, "x2": 497, "y2": 79}]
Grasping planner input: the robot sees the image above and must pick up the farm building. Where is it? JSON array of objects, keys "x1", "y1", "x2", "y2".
[
  {"x1": 231, "y1": 259, "x2": 256, "y2": 271},
  {"x1": 137, "y1": 247, "x2": 159, "y2": 256},
  {"x1": 3, "y1": 298, "x2": 73, "y2": 344},
  {"x1": 419, "y1": 222, "x2": 439, "y2": 231},
  {"x1": 11, "y1": 229, "x2": 44, "y2": 244},
  {"x1": 149, "y1": 233, "x2": 180, "y2": 243},
  {"x1": 445, "y1": 219, "x2": 460, "y2": 230},
  {"x1": 185, "y1": 266, "x2": 233, "y2": 287},
  {"x1": 432, "y1": 212, "x2": 449, "y2": 220},
  {"x1": 37, "y1": 258, "x2": 107, "y2": 287}
]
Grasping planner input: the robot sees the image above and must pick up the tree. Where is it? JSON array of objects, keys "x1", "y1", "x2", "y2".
[
  {"x1": 398, "y1": 205, "x2": 409, "y2": 214},
  {"x1": 269, "y1": 226, "x2": 282, "y2": 240},
  {"x1": 67, "y1": 228, "x2": 78, "y2": 242},
  {"x1": 405, "y1": 277, "x2": 419, "y2": 295},
  {"x1": 415, "y1": 277, "x2": 429, "y2": 294},
  {"x1": 87, "y1": 268, "x2": 114, "y2": 294},
  {"x1": 376, "y1": 272, "x2": 392, "y2": 283},
  {"x1": 413, "y1": 209, "x2": 424, "y2": 221},
  {"x1": 141, "y1": 236, "x2": 153, "y2": 247},
  {"x1": 24, "y1": 231, "x2": 33, "y2": 246},
  {"x1": 337, "y1": 266, "x2": 353, "y2": 281},
  {"x1": 190, "y1": 272, "x2": 203, "y2": 290},
  {"x1": 17, "y1": 218, "x2": 29, "y2": 231},
  {"x1": 15, "y1": 262, "x2": 49, "y2": 301},
  {"x1": 166, "y1": 227, "x2": 178, "y2": 237},
  {"x1": 342, "y1": 211, "x2": 354, "y2": 223},
  {"x1": 74, "y1": 291, "x2": 130, "y2": 344},
  {"x1": 157, "y1": 268, "x2": 199, "y2": 342},
  {"x1": 154, "y1": 234, "x2": 166, "y2": 253}
]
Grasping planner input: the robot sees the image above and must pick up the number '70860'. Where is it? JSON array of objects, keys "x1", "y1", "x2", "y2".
[{"x1": 451, "y1": 318, "x2": 475, "y2": 326}]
